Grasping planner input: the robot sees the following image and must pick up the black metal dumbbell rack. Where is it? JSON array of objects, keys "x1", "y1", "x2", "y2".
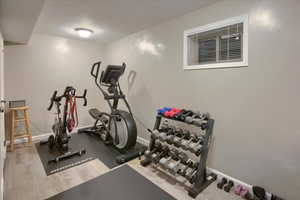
[{"x1": 141, "y1": 113, "x2": 217, "y2": 198}]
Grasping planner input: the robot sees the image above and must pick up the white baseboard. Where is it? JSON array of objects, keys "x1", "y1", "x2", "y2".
[{"x1": 5, "y1": 125, "x2": 92, "y2": 145}]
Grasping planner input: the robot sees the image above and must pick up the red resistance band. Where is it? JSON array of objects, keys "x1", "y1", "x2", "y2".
[{"x1": 67, "y1": 95, "x2": 78, "y2": 132}]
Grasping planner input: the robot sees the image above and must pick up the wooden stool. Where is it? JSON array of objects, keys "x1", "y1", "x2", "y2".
[{"x1": 9, "y1": 106, "x2": 32, "y2": 151}]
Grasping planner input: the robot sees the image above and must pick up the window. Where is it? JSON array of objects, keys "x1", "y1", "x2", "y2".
[{"x1": 183, "y1": 15, "x2": 248, "y2": 70}]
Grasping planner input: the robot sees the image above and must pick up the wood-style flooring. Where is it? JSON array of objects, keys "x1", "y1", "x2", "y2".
[{"x1": 4, "y1": 144, "x2": 242, "y2": 200}]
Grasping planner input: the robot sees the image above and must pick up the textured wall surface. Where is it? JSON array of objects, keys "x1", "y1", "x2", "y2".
[
  {"x1": 4, "y1": 34, "x2": 106, "y2": 136},
  {"x1": 104, "y1": 0, "x2": 300, "y2": 199}
]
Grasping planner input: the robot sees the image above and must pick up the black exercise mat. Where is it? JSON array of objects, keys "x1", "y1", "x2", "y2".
[
  {"x1": 47, "y1": 164, "x2": 176, "y2": 200},
  {"x1": 36, "y1": 133, "x2": 146, "y2": 175}
]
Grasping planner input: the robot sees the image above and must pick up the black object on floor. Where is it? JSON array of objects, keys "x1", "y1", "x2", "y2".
[
  {"x1": 36, "y1": 133, "x2": 146, "y2": 175},
  {"x1": 47, "y1": 164, "x2": 176, "y2": 200}
]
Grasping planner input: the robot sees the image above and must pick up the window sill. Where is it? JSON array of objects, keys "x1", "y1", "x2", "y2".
[{"x1": 183, "y1": 61, "x2": 248, "y2": 70}]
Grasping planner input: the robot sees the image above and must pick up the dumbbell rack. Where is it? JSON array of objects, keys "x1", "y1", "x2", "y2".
[{"x1": 145, "y1": 114, "x2": 217, "y2": 198}]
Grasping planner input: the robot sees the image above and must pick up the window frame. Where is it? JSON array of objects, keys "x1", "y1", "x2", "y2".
[{"x1": 183, "y1": 15, "x2": 249, "y2": 70}]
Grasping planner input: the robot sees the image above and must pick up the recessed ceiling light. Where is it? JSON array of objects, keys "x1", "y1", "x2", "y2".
[{"x1": 75, "y1": 28, "x2": 93, "y2": 38}]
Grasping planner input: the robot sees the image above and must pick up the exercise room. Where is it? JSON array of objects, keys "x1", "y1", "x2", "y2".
[{"x1": 0, "y1": 0, "x2": 298, "y2": 199}]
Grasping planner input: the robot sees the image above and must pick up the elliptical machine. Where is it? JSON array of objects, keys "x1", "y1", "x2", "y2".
[
  {"x1": 80, "y1": 61, "x2": 142, "y2": 162},
  {"x1": 41, "y1": 86, "x2": 87, "y2": 163}
]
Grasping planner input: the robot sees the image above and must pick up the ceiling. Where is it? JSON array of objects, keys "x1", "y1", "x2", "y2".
[
  {"x1": 34, "y1": 0, "x2": 220, "y2": 43},
  {"x1": 0, "y1": 0, "x2": 44, "y2": 44}
]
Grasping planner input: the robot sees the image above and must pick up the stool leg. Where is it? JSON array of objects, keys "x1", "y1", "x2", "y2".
[
  {"x1": 24, "y1": 110, "x2": 32, "y2": 145},
  {"x1": 10, "y1": 111, "x2": 15, "y2": 151}
]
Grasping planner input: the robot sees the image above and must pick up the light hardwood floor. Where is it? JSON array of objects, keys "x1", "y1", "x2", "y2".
[{"x1": 4, "y1": 144, "x2": 242, "y2": 200}]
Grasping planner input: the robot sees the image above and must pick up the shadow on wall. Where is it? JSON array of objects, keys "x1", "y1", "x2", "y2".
[
  {"x1": 126, "y1": 70, "x2": 156, "y2": 138},
  {"x1": 127, "y1": 70, "x2": 137, "y2": 94}
]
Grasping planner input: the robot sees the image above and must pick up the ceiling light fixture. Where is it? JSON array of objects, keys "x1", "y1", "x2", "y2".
[{"x1": 75, "y1": 28, "x2": 93, "y2": 38}]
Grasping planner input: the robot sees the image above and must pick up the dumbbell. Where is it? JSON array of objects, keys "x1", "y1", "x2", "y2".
[
  {"x1": 185, "y1": 111, "x2": 200, "y2": 124},
  {"x1": 180, "y1": 133, "x2": 196, "y2": 150},
  {"x1": 159, "y1": 122, "x2": 169, "y2": 131},
  {"x1": 173, "y1": 135, "x2": 185, "y2": 147},
  {"x1": 152, "y1": 130, "x2": 169, "y2": 142},
  {"x1": 170, "y1": 150, "x2": 189, "y2": 164},
  {"x1": 152, "y1": 146, "x2": 169, "y2": 164},
  {"x1": 165, "y1": 128, "x2": 181, "y2": 145},
  {"x1": 167, "y1": 160, "x2": 181, "y2": 175},
  {"x1": 144, "y1": 140, "x2": 162, "y2": 156},
  {"x1": 224, "y1": 180, "x2": 234, "y2": 192},
  {"x1": 177, "y1": 159, "x2": 198, "y2": 176},
  {"x1": 188, "y1": 139, "x2": 203, "y2": 156},
  {"x1": 159, "y1": 156, "x2": 172, "y2": 169},
  {"x1": 177, "y1": 163, "x2": 190, "y2": 176},
  {"x1": 158, "y1": 131, "x2": 168, "y2": 141},
  {"x1": 217, "y1": 177, "x2": 228, "y2": 189},
  {"x1": 179, "y1": 110, "x2": 194, "y2": 121},
  {"x1": 173, "y1": 129, "x2": 189, "y2": 147},
  {"x1": 174, "y1": 109, "x2": 186, "y2": 120},
  {"x1": 193, "y1": 112, "x2": 210, "y2": 126},
  {"x1": 157, "y1": 107, "x2": 172, "y2": 115},
  {"x1": 185, "y1": 167, "x2": 198, "y2": 184},
  {"x1": 164, "y1": 108, "x2": 182, "y2": 118},
  {"x1": 141, "y1": 143, "x2": 162, "y2": 166},
  {"x1": 200, "y1": 121, "x2": 209, "y2": 130}
]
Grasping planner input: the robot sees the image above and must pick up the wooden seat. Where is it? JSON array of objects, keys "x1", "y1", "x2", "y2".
[{"x1": 9, "y1": 106, "x2": 32, "y2": 151}]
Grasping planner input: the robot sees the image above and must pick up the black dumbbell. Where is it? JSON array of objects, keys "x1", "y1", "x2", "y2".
[
  {"x1": 179, "y1": 110, "x2": 194, "y2": 121},
  {"x1": 217, "y1": 177, "x2": 228, "y2": 189},
  {"x1": 188, "y1": 139, "x2": 203, "y2": 156},
  {"x1": 253, "y1": 186, "x2": 267, "y2": 200},
  {"x1": 174, "y1": 109, "x2": 186, "y2": 120},
  {"x1": 185, "y1": 167, "x2": 198, "y2": 184},
  {"x1": 224, "y1": 180, "x2": 234, "y2": 192},
  {"x1": 177, "y1": 163, "x2": 190, "y2": 176},
  {"x1": 177, "y1": 159, "x2": 197, "y2": 176},
  {"x1": 192, "y1": 112, "x2": 209, "y2": 126},
  {"x1": 200, "y1": 121, "x2": 209, "y2": 130},
  {"x1": 152, "y1": 146, "x2": 169, "y2": 164}
]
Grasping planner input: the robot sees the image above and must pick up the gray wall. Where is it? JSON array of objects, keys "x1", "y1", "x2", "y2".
[
  {"x1": 4, "y1": 34, "x2": 106, "y2": 136},
  {"x1": 105, "y1": 0, "x2": 300, "y2": 199}
]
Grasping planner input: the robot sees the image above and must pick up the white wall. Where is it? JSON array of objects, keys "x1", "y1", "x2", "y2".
[
  {"x1": 105, "y1": 0, "x2": 300, "y2": 199},
  {"x1": 0, "y1": 27, "x2": 4, "y2": 200},
  {"x1": 4, "y1": 34, "x2": 106, "y2": 136}
]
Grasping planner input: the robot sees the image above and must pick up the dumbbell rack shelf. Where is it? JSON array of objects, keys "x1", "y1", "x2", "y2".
[{"x1": 143, "y1": 114, "x2": 217, "y2": 198}]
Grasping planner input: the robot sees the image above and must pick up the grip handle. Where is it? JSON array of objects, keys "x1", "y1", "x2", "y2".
[{"x1": 91, "y1": 61, "x2": 101, "y2": 79}]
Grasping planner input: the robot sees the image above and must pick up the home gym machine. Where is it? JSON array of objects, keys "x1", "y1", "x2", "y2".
[
  {"x1": 41, "y1": 86, "x2": 87, "y2": 163},
  {"x1": 140, "y1": 108, "x2": 217, "y2": 198},
  {"x1": 79, "y1": 61, "x2": 144, "y2": 163}
]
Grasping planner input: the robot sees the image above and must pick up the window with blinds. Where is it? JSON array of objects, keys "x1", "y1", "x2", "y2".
[{"x1": 184, "y1": 15, "x2": 248, "y2": 69}]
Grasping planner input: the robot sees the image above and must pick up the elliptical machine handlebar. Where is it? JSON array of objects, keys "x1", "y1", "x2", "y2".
[{"x1": 91, "y1": 61, "x2": 101, "y2": 79}]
